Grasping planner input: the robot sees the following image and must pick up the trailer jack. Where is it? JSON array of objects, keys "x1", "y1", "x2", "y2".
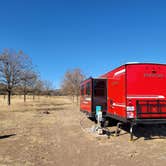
[
  {"x1": 115, "y1": 122, "x2": 122, "y2": 136},
  {"x1": 130, "y1": 123, "x2": 136, "y2": 141}
]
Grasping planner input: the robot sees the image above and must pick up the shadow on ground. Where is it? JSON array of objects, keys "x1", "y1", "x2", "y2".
[
  {"x1": 36, "y1": 107, "x2": 65, "y2": 111},
  {"x1": 89, "y1": 118, "x2": 166, "y2": 140},
  {"x1": 0, "y1": 134, "x2": 16, "y2": 139},
  {"x1": 116, "y1": 123, "x2": 166, "y2": 140}
]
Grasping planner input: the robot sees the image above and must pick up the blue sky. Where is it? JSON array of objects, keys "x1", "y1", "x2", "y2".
[{"x1": 0, "y1": 0, "x2": 166, "y2": 88}]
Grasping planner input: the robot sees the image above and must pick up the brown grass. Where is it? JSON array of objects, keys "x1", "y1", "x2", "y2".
[
  {"x1": 0, "y1": 95, "x2": 72, "y2": 112},
  {"x1": 0, "y1": 96, "x2": 166, "y2": 166}
]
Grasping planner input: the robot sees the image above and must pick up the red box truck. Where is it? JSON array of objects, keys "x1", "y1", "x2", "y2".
[{"x1": 80, "y1": 63, "x2": 166, "y2": 139}]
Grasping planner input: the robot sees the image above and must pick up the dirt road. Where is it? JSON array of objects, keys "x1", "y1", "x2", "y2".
[{"x1": 0, "y1": 96, "x2": 166, "y2": 166}]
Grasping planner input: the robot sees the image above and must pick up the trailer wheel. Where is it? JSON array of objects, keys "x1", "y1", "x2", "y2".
[
  {"x1": 107, "y1": 118, "x2": 118, "y2": 127},
  {"x1": 101, "y1": 119, "x2": 109, "y2": 127},
  {"x1": 101, "y1": 118, "x2": 118, "y2": 127},
  {"x1": 104, "y1": 120, "x2": 110, "y2": 127},
  {"x1": 88, "y1": 117, "x2": 97, "y2": 123}
]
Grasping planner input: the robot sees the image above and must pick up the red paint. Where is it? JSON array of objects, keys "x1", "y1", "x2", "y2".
[
  {"x1": 80, "y1": 78, "x2": 107, "y2": 117},
  {"x1": 80, "y1": 63, "x2": 166, "y2": 121},
  {"x1": 80, "y1": 78, "x2": 92, "y2": 114},
  {"x1": 101, "y1": 65, "x2": 126, "y2": 119}
]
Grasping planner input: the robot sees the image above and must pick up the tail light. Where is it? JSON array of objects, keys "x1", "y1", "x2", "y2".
[
  {"x1": 127, "y1": 106, "x2": 135, "y2": 111},
  {"x1": 126, "y1": 100, "x2": 135, "y2": 111},
  {"x1": 127, "y1": 100, "x2": 135, "y2": 118},
  {"x1": 127, "y1": 112, "x2": 134, "y2": 118}
]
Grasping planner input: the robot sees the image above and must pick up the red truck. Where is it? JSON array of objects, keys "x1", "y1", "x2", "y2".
[{"x1": 80, "y1": 63, "x2": 166, "y2": 139}]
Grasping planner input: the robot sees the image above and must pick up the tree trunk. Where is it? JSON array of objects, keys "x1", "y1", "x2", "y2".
[
  {"x1": 72, "y1": 95, "x2": 74, "y2": 104},
  {"x1": 76, "y1": 95, "x2": 79, "y2": 105},
  {"x1": 8, "y1": 90, "x2": 11, "y2": 106},
  {"x1": 24, "y1": 93, "x2": 26, "y2": 102},
  {"x1": 33, "y1": 94, "x2": 35, "y2": 101}
]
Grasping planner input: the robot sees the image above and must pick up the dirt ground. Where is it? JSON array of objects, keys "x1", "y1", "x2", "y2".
[{"x1": 0, "y1": 96, "x2": 166, "y2": 166}]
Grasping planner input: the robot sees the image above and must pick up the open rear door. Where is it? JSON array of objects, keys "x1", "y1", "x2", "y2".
[
  {"x1": 92, "y1": 79, "x2": 107, "y2": 114},
  {"x1": 127, "y1": 64, "x2": 166, "y2": 121},
  {"x1": 80, "y1": 78, "x2": 107, "y2": 117},
  {"x1": 80, "y1": 78, "x2": 93, "y2": 116}
]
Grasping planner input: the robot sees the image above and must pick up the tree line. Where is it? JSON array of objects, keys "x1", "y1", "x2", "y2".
[
  {"x1": 0, "y1": 49, "x2": 55, "y2": 105},
  {"x1": 0, "y1": 49, "x2": 86, "y2": 105}
]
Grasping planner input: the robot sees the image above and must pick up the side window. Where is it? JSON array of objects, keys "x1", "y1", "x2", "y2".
[
  {"x1": 86, "y1": 82, "x2": 91, "y2": 95},
  {"x1": 81, "y1": 85, "x2": 84, "y2": 96}
]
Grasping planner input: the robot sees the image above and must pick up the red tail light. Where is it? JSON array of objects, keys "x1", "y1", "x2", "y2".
[{"x1": 127, "y1": 100, "x2": 135, "y2": 118}]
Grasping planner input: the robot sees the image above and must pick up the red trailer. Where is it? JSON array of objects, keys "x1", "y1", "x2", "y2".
[{"x1": 80, "y1": 63, "x2": 166, "y2": 139}]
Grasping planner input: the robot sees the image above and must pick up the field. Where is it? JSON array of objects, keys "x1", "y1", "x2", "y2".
[{"x1": 0, "y1": 96, "x2": 166, "y2": 166}]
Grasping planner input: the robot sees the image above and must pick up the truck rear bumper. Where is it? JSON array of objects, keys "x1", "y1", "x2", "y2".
[{"x1": 134, "y1": 118, "x2": 166, "y2": 124}]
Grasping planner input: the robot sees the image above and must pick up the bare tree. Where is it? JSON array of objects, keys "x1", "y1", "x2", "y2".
[
  {"x1": 61, "y1": 68, "x2": 85, "y2": 104},
  {"x1": 0, "y1": 49, "x2": 32, "y2": 105},
  {"x1": 43, "y1": 80, "x2": 54, "y2": 97},
  {"x1": 21, "y1": 70, "x2": 37, "y2": 102},
  {"x1": 32, "y1": 79, "x2": 44, "y2": 100}
]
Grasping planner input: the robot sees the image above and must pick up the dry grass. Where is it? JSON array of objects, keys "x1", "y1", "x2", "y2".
[
  {"x1": 0, "y1": 95, "x2": 76, "y2": 165},
  {"x1": 0, "y1": 96, "x2": 166, "y2": 166},
  {"x1": 0, "y1": 95, "x2": 73, "y2": 135},
  {"x1": 0, "y1": 95, "x2": 72, "y2": 112}
]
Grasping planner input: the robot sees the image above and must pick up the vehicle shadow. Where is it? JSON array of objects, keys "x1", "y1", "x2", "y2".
[
  {"x1": 119, "y1": 124, "x2": 166, "y2": 140},
  {"x1": 0, "y1": 134, "x2": 16, "y2": 139},
  {"x1": 88, "y1": 118, "x2": 166, "y2": 140}
]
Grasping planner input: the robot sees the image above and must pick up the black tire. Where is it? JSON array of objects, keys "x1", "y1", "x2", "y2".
[{"x1": 104, "y1": 117, "x2": 118, "y2": 127}]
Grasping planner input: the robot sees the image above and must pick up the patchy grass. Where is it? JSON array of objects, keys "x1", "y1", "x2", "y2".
[
  {"x1": 0, "y1": 95, "x2": 72, "y2": 112},
  {"x1": 0, "y1": 96, "x2": 166, "y2": 166}
]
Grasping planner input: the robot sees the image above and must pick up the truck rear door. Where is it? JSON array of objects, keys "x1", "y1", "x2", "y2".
[
  {"x1": 127, "y1": 64, "x2": 166, "y2": 119},
  {"x1": 92, "y1": 79, "x2": 107, "y2": 114}
]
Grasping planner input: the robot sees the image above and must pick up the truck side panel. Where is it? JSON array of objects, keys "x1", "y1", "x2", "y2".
[{"x1": 102, "y1": 66, "x2": 127, "y2": 120}]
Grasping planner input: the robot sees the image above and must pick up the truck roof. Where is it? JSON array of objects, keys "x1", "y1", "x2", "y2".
[
  {"x1": 81, "y1": 63, "x2": 166, "y2": 82},
  {"x1": 124, "y1": 62, "x2": 166, "y2": 65},
  {"x1": 114, "y1": 62, "x2": 166, "y2": 72},
  {"x1": 100, "y1": 63, "x2": 166, "y2": 78}
]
